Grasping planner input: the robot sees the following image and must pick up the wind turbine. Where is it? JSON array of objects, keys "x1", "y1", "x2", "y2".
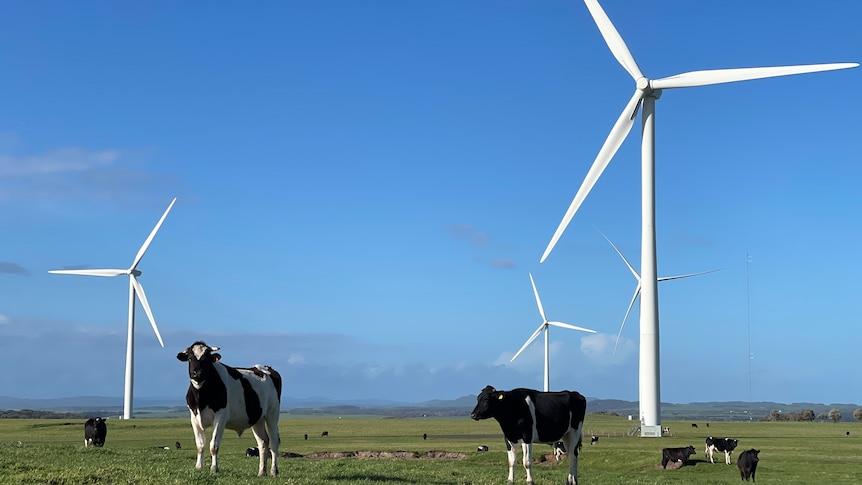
[
  {"x1": 597, "y1": 229, "x2": 718, "y2": 354},
  {"x1": 540, "y1": 0, "x2": 858, "y2": 436},
  {"x1": 50, "y1": 198, "x2": 176, "y2": 419},
  {"x1": 510, "y1": 273, "x2": 596, "y2": 391}
]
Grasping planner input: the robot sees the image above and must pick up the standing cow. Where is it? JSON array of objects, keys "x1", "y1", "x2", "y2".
[
  {"x1": 706, "y1": 437, "x2": 739, "y2": 465},
  {"x1": 470, "y1": 385, "x2": 586, "y2": 485},
  {"x1": 177, "y1": 341, "x2": 282, "y2": 477},
  {"x1": 84, "y1": 417, "x2": 107, "y2": 447},
  {"x1": 737, "y1": 449, "x2": 760, "y2": 482}
]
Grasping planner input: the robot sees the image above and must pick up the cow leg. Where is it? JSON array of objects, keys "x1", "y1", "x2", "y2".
[
  {"x1": 504, "y1": 440, "x2": 516, "y2": 484},
  {"x1": 251, "y1": 421, "x2": 270, "y2": 477},
  {"x1": 565, "y1": 421, "x2": 584, "y2": 484},
  {"x1": 725, "y1": 451, "x2": 732, "y2": 465},
  {"x1": 189, "y1": 414, "x2": 207, "y2": 470},
  {"x1": 265, "y1": 411, "x2": 280, "y2": 477},
  {"x1": 209, "y1": 422, "x2": 226, "y2": 473},
  {"x1": 521, "y1": 442, "x2": 534, "y2": 485}
]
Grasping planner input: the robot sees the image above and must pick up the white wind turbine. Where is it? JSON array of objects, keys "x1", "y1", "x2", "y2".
[
  {"x1": 510, "y1": 273, "x2": 596, "y2": 392},
  {"x1": 50, "y1": 198, "x2": 176, "y2": 419},
  {"x1": 540, "y1": 0, "x2": 858, "y2": 436},
  {"x1": 597, "y1": 229, "x2": 718, "y2": 354}
]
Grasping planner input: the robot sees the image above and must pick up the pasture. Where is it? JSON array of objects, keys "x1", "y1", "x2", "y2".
[{"x1": 0, "y1": 414, "x2": 859, "y2": 484}]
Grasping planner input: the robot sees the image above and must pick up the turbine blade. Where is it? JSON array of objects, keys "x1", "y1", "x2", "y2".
[
  {"x1": 657, "y1": 268, "x2": 721, "y2": 282},
  {"x1": 130, "y1": 198, "x2": 176, "y2": 271},
  {"x1": 614, "y1": 285, "x2": 640, "y2": 354},
  {"x1": 596, "y1": 228, "x2": 640, "y2": 280},
  {"x1": 529, "y1": 273, "x2": 548, "y2": 322},
  {"x1": 511, "y1": 324, "x2": 545, "y2": 362},
  {"x1": 651, "y1": 63, "x2": 859, "y2": 90},
  {"x1": 131, "y1": 276, "x2": 165, "y2": 348},
  {"x1": 583, "y1": 0, "x2": 644, "y2": 81},
  {"x1": 548, "y1": 321, "x2": 597, "y2": 333},
  {"x1": 541, "y1": 90, "x2": 643, "y2": 263},
  {"x1": 49, "y1": 269, "x2": 128, "y2": 277}
]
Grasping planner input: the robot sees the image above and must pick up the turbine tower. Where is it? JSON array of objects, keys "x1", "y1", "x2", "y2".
[
  {"x1": 541, "y1": 0, "x2": 857, "y2": 436},
  {"x1": 50, "y1": 198, "x2": 176, "y2": 419},
  {"x1": 510, "y1": 273, "x2": 596, "y2": 391}
]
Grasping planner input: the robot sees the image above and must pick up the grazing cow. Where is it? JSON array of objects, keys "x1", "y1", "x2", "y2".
[
  {"x1": 478, "y1": 445, "x2": 489, "y2": 452},
  {"x1": 706, "y1": 437, "x2": 739, "y2": 465},
  {"x1": 661, "y1": 445, "x2": 696, "y2": 469},
  {"x1": 553, "y1": 441, "x2": 566, "y2": 461},
  {"x1": 246, "y1": 447, "x2": 259, "y2": 457},
  {"x1": 84, "y1": 417, "x2": 107, "y2": 447},
  {"x1": 691, "y1": 423, "x2": 698, "y2": 428},
  {"x1": 321, "y1": 431, "x2": 329, "y2": 437},
  {"x1": 662, "y1": 427, "x2": 670, "y2": 435},
  {"x1": 175, "y1": 441, "x2": 182, "y2": 450},
  {"x1": 470, "y1": 386, "x2": 586, "y2": 485},
  {"x1": 589, "y1": 435, "x2": 599, "y2": 446},
  {"x1": 177, "y1": 341, "x2": 282, "y2": 477},
  {"x1": 737, "y1": 449, "x2": 759, "y2": 482},
  {"x1": 304, "y1": 434, "x2": 308, "y2": 440}
]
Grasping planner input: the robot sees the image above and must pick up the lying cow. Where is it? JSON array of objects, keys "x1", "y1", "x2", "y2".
[
  {"x1": 177, "y1": 341, "x2": 282, "y2": 477},
  {"x1": 737, "y1": 448, "x2": 760, "y2": 482},
  {"x1": 246, "y1": 447, "x2": 260, "y2": 457},
  {"x1": 662, "y1": 445, "x2": 696, "y2": 469},
  {"x1": 84, "y1": 417, "x2": 107, "y2": 447},
  {"x1": 470, "y1": 385, "x2": 586, "y2": 485},
  {"x1": 706, "y1": 437, "x2": 739, "y2": 465}
]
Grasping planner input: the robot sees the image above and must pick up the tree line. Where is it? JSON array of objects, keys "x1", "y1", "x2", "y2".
[{"x1": 763, "y1": 408, "x2": 862, "y2": 423}]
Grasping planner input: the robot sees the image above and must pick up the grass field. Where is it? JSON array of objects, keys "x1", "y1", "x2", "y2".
[{"x1": 1, "y1": 414, "x2": 859, "y2": 484}]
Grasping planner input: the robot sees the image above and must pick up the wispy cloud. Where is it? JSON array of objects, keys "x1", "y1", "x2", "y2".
[
  {"x1": 0, "y1": 148, "x2": 119, "y2": 176},
  {"x1": 0, "y1": 262, "x2": 29, "y2": 275},
  {"x1": 445, "y1": 224, "x2": 491, "y2": 247}
]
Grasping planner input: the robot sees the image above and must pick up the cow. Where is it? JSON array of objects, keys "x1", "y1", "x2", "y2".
[
  {"x1": 175, "y1": 441, "x2": 182, "y2": 450},
  {"x1": 246, "y1": 447, "x2": 260, "y2": 457},
  {"x1": 177, "y1": 341, "x2": 282, "y2": 477},
  {"x1": 589, "y1": 435, "x2": 599, "y2": 446},
  {"x1": 470, "y1": 386, "x2": 586, "y2": 485},
  {"x1": 84, "y1": 417, "x2": 107, "y2": 447},
  {"x1": 478, "y1": 445, "x2": 489, "y2": 452},
  {"x1": 321, "y1": 431, "x2": 329, "y2": 437},
  {"x1": 661, "y1": 445, "x2": 696, "y2": 468},
  {"x1": 553, "y1": 441, "x2": 566, "y2": 461},
  {"x1": 737, "y1": 449, "x2": 759, "y2": 482},
  {"x1": 706, "y1": 437, "x2": 739, "y2": 465},
  {"x1": 691, "y1": 423, "x2": 698, "y2": 428}
]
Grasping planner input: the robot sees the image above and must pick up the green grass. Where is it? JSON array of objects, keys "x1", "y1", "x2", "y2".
[{"x1": 1, "y1": 414, "x2": 860, "y2": 484}]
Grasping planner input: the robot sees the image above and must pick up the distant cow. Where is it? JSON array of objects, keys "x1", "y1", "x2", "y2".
[
  {"x1": 470, "y1": 386, "x2": 586, "y2": 485},
  {"x1": 706, "y1": 437, "x2": 739, "y2": 465},
  {"x1": 175, "y1": 441, "x2": 181, "y2": 450},
  {"x1": 321, "y1": 431, "x2": 329, "y2": 437},
  {"x1": 662, "y1": 445, "x2": 696, "y2": 469},
  {"x1": 691, "y1": 423, "x2": 698, "y2": 428},
  {"x1": 477, "y1": 445, "x2": 489, "y2": 452},
  {"x1": 590, "y1": 435, "x2": 599, "y2": 446},
  {"x1": 553, "y1": 441, "x2": 566, "y2": 461},
  {"x1": 737, "y1": 449, "x2": 759, "y2": 482},
  {"x1": 84, "y1": 417, "x2": 107, "y2": 447},
  {"x1": 246, "y1": 447, "x2": 259, "y2": 457},
  {"x1": 177, "y1": 341, "x2": 282, "y2": 477}
]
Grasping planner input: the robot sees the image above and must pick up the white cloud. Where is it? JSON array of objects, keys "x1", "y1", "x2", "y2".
[
  {"x1": 0, "y1": 148, "x2": 119, "y2": 176},
  {"x1": 581, "y1": 333, "x2": 636, "y2": 365}
]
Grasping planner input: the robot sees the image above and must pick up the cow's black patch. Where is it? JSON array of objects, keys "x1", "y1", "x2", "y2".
[{"x1": 226, "y1": 366, "x2": 263, "y2": 426}]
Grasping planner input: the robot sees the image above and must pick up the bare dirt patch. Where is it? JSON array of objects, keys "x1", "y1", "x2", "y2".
[{"x1": 281, "y1": 450, "x2": 466, "y2": 460}]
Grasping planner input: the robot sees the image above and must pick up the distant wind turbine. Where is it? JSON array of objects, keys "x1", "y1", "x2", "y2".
[
  {"x1": 50, "y1": 198, "x2": 176, "y2": 419},
  {"x1": 597, "y1": 229, "x2": 718, "y2": 353},
  {"x1": 510, "y1": 273, "x2": 596, "y2": 392},
  {"x1": 540, "y1": 0, "x2": 857, "y2": 436}
]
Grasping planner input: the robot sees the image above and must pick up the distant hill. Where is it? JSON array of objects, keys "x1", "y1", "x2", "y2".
[{"x1": 1, "y1": 395, "x2": 859, "y2": 422}]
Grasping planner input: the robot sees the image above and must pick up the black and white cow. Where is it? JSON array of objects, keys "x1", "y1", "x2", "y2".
[
  {"x1": 706, "y1": 437, "x2": 739, "y2": 465},
  {"x1": 736, "y1": 448, "x2": 759, "y2": 482},
  {"x1": 177, "y1": 341, "x2": 282, "y2": 477},
  {"x1": 84, "y1": 417, "x2": 107, "y2": 447},
  {"x1": 661, "y1": 445, "x2": 696, "y2": 468},
  {"x1": 470, "y1": 386, "x2": 586, "y2": 485}
]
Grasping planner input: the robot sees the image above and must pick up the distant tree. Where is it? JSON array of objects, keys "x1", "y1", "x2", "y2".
[
  {"x1": 818, "y1": 413, "x2": 828, "y2": 422},
  {"x1": 853, "y1": 408, "x2": 862, "y2": 422},
  {"x1": 768, "y1": 409, "x2": 782, "y2": 421},
  {"x1": 801, "y1": 410, "x2": 815, "y2": 422},
  {"x1": 828, "y1": 408, "x2": 842, "y2": 423}
]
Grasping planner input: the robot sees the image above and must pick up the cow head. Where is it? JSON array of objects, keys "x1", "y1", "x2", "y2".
[
  {"x1": 177, "y1": 341, "x2": 220, "y2": 388},
  {"x1": 470, "y1": 385, "x2": 504, "y2": 420}
]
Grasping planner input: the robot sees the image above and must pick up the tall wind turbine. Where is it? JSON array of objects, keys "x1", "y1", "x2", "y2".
[
  {"x1": 50, "y1": 198, "x2": 176, "y2": 419},
  {"x1": 541, "y1": 0, "x2": 858, "y2": 436},
  {"x1": 510, "y1": 273, "x2": 596, "y2": 391},
  {"x1": 597, "y1": 230, "x2": 718, "y2": 354}
]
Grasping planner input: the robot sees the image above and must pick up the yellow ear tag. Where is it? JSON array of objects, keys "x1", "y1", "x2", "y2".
[{"x1": 498, "y1": 394, "x2": 504, "y2": 400}]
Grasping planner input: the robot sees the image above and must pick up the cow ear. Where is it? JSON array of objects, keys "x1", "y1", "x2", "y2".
[
  {"x1": 176, "y1": 352, "x2": 189, "y2": 362},
  {"x1": 497, "y1": 393, "x2": 504, "y2": 401},
  {"x1": 210, "y1": 346, "x2": 220, "y2": 352}
]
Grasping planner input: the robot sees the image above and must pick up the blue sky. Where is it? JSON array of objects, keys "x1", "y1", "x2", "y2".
[{"x1": 1, "y1": 1, "x2": 860, "y2": 410}]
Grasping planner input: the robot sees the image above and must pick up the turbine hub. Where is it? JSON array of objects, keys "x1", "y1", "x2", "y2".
[
  {"x1": 131, "y1": 269, "x2": 142, "y2": 277},
  {"x1": 636, "y1": 77, "x2": 650, "y2": 91}
]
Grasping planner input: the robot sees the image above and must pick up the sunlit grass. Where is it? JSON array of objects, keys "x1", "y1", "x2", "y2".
[{"x1": 0, "y1": 414, "x2": 859, "y2": 484}]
